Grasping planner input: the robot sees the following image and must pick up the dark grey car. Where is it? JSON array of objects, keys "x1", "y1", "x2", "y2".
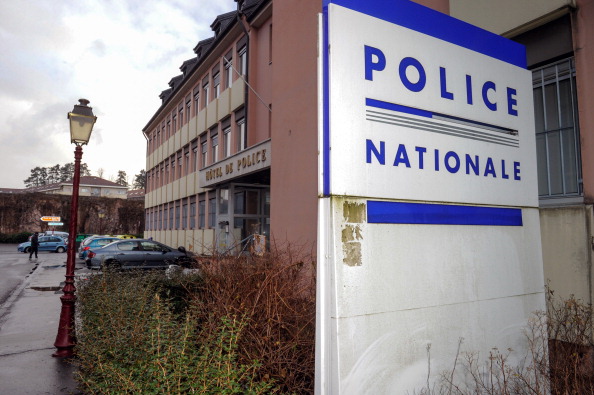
[{"x1": 85, "y1": 239, "x2": 192, "y2": 270}]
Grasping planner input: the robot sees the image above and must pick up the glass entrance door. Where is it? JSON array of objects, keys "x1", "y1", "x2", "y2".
[{"x1": 232, "y1": 186, "x2": 270, "y2": 254}]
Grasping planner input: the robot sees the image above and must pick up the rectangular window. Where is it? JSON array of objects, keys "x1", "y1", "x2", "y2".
[
  {"x1": 191, "y1": 140, "x2": 198, "y2": 172},
  {"x1": 193, "y1": 88, "x2": 200, "y2": 115},
  {"x1": 236, "y1": 118, "x2": 246, "y2": 151},
  {"x1": 175, "y1": 201, "x2": 181, "y2": 230},
  {"x1": 200, "y1": 134, "x2": 208, "y2": 168},
  {"x1": 239, "y1": 45, "x2": 247, "y2": 76},
  {"x1": 179, "y1": 105, "x2": 184, "y2": 126},
  {"x1": 198, "y1": 194, "x2": 206, "y2": 229},
  {"x1": 533, "y1": 58, "x2": 581, "y2": 198},
  {"x1": 158, "y1": 207, "x2": 163, "y2": 230},
  {"x1": 208, "y1": 196, "x2": 216, "y2": 228},
  {"x1": 177, "y1": 151, "x2": 182, "y2": 179},
  {"x1": 219, "y1": 188, "x2": 229, "y2": 214},
  {"x1": 186, "y1": 96, "x2": 191, "y2": 121},
  {"x1": 190, "y1": 196, "x2": 196, "y2": 229},
  {"x1": 184, "y1": 145, "x2": 190, "y2": 176},
  {"x1": 223, "y1": 127, "x2": 231, "y2": 158},
  {"x1": 166, "y1": 120, "x2": 171, "y2": 139},
  {"x1": 224, "y1": 51, "x2": 233, "y2": 89},
  {"x1": 165, "y1": 162, "x2": 169, "y2": 184},
  {"x1": 213, "y1": 71, "x2": 221, "y2": 98},
  {"x1": 163, "y1": 205, "x2": 168, "y2": 230},
  {"x1": 182, "y1": 200, "x2": 188, "y2": 230},
  {"x1": 172, "y1": 114, "x2": 177, "y2": 133},
  {"x1": 202, "y1": 77, "x2": 209, "y2": 107},
  {"x1": 211, "y1": 131, "x2": 219, "y2": 164}
]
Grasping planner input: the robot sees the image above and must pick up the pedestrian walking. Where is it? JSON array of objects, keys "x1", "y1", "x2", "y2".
[{"x1": 29, "y1": 232, "x2": 39, "y2": 259}]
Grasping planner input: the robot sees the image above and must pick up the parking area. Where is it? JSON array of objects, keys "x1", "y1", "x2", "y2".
[{"x1": 1, "y1": 243, "x2": 94, "y2": 307}]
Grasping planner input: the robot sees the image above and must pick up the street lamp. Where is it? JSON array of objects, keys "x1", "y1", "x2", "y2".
[{"x1": 53, "y1": 99, "x2": 97, "y2": 358}]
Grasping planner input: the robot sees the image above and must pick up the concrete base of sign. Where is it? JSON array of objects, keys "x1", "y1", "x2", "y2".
[{"x1": 317, "y1": 197, "x2": 545, "y2": 393}]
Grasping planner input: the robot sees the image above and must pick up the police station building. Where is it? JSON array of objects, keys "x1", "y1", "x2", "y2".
[{"x1": 143, "y1": 0, "x2": 594, "y2": 305}]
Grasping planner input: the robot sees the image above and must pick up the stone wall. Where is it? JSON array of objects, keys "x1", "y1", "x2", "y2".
[{"x1": 0, "y1": 192, "x2": 144, "y2": 235}]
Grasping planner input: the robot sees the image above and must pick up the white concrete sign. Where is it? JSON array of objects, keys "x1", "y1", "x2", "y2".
[{"x1": 316, "y1": 1, "x2": 545, "y2": 393}]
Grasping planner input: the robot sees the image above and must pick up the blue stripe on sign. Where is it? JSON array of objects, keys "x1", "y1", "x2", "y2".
[
  {"x1": 323, "y1": 7, "x2": 331, "y2": 196},
  {"x1": 323, "y1": 0, "x2": 527, "y2": 68},
  {"x1": 366, "y1": 98, "x2": 433, "y2": 118},
  {"x1": 367, "y1": 201, "x2": 523, "y2": 226}
]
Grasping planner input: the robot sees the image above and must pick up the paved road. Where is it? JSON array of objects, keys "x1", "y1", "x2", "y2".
[{"x1": 0, "y1": 244, "x2": 55, "y2": 307}]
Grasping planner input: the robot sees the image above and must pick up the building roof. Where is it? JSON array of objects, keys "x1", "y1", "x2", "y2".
[
  {"x1": 127, "y1": 189, "x2": 146, "y2": 200},
  {"x1": 181, "y1": 57, "x2": 198, "y2": 76},
  {"x1": 77, "y1": 176, "x2": 127, "y2": 188},
  {"x1": 27, "y1": 176, "x2": 127, "y2": 193},
  {"x1": 144, "y1": 0, "x2": 270, "y2": 131},
  {"x1": 193, "y1": 37, "x2": 215, "y2": 58},
  {"x1": 210, "y1": 11, "x2": 236, "y2": 37},
  {"x1": 0, "y1": 188, "x2": 26, "y2": 194}
]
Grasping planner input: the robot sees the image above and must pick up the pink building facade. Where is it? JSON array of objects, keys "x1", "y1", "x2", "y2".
[{"x1": 144, "y1": 0, "x2": 594, "y2": 304}]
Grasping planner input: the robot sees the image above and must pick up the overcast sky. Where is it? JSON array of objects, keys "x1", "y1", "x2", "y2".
[{"x1": 0, "y1": 0, "x2": 236, "y2": 188}]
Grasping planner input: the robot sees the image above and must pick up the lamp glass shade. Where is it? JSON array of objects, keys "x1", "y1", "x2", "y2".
[{"x1": 68, "y1": 113, "x2": 96, "y2": 145}]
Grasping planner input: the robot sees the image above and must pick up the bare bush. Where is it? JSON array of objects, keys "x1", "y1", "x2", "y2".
[
  {"x1": 191, "y1": 246, "x2": 316, "y2": 394},
  {"x1": 424, "y1": 287, "x2": 594, "y2": 395}
]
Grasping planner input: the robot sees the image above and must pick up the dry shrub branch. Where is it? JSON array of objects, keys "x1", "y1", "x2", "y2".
[
  {"x1": 191, "y1": 246, "x2": 316, "y2": 394},
  {"x1": 423, "y1": 286, "x2": 594, "y2": 395}
]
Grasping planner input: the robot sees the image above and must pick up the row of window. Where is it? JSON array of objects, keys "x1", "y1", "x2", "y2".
[
  {"x1": 145, "y1": 187, "x2": 269, "y2": 232},
  {"x1": 146, "y1": 108, "x2": 247, "y2": 193},
  {"x1": 146, "y1": 194, "x2": 214, "y2": 231},
  {"x1": 147, "y1": 45, "x2": 247, "y2": 155}
]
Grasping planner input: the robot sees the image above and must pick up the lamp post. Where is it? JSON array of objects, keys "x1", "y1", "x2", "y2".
[{"x1": 53, "y1": 99, "x2": 97, "y2": 358}]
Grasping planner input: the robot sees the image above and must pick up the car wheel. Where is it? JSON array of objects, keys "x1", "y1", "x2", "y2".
[
  {"x1": 56, "y1": 247, "x2": 66, "y2": 253},
  {"x1": 24, "y1": 247, "x2": 31, "y2": 254}
]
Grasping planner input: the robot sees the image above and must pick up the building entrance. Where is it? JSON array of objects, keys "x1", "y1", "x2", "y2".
[{"x1": 215, "y1": 183, "x2": 270, "y2": 254}]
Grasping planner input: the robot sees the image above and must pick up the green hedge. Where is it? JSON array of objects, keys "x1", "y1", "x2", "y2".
[
  {"x1": 75, "y1": 270, "x2": 275, "y2": 394},
  {"x1": 0, "y1": 232, "x2": 32, "y2": 244}
]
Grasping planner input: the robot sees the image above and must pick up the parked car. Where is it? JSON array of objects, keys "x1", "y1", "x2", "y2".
[
  {"x1": 79, "y1": 236, "x2": 120, "y2": 259},
  {"x1": 77, "y1": 235, "x2": 102, "y2": 257},
  {"x1": 85, "y1": 239, "x2": 193, "y2": 270},
  {"x1": 18, "y1": 236, "x2": 68, "y2": 254},
  {"x1": 42, "y1": 231, "x2": 69, "y2": 238},
  {"x1": 75, "y1": 233, "x2": 94, "y2": 250}
]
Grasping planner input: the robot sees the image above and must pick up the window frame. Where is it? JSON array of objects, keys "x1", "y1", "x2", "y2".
[{"x1": 532, "y1": 57, "x2": 582, "y2": 200}]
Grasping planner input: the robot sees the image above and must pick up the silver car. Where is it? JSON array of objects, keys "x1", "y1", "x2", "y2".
[{"x1": 85, "y1": 239, "x2": 193, "y2": 270}]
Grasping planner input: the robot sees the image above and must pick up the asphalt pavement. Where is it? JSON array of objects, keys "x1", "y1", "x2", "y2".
[{"x1": 0, "y1": 244, "x2": 88, "y2": 395}]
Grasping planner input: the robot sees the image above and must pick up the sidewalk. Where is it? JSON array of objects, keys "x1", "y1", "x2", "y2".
[{"x1": 0, "y1": 252, "x2": 85, "y2": 395}]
